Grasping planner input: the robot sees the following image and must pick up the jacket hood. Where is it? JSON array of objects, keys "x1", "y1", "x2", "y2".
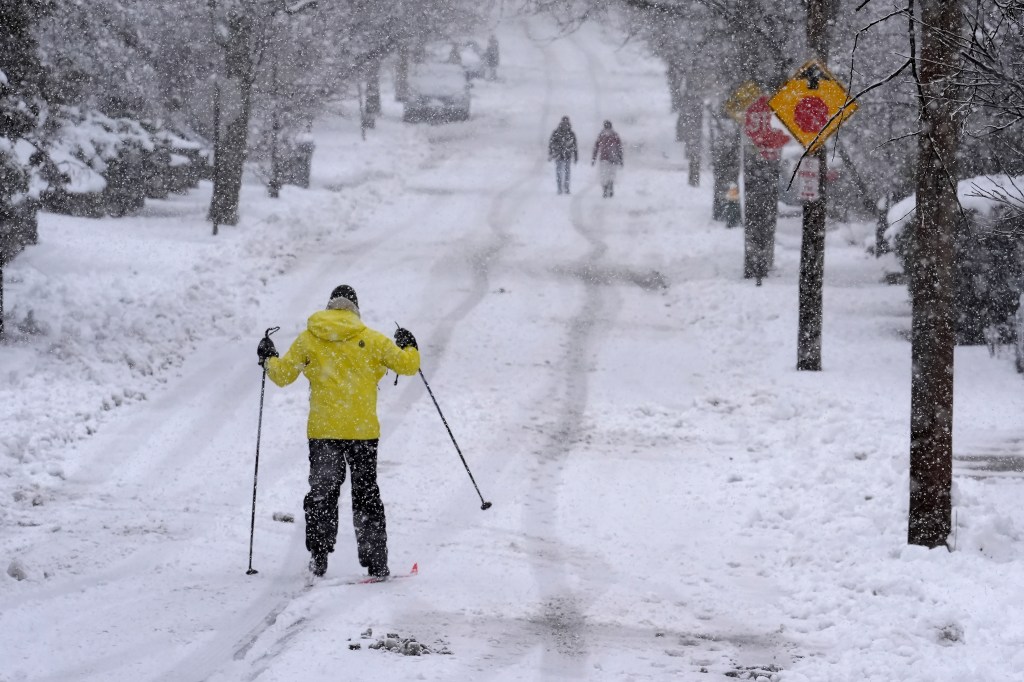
[{"x1": 307, "y1": 309, "x2": 366, "y2": 342}]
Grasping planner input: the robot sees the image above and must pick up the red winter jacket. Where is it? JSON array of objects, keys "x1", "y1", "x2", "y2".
[{"x1": 592, "y1": 130, "x2": 623, "y2": 164}]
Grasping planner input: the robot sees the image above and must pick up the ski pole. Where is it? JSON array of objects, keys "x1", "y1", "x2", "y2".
[
  {"x1": 417, "y1": 367, "x2": 492, "y2": 511},
  {"x1": 247, "y1": 326, "x2": 279, "y2": 575},
  {"x1": 395, "y1": 323, "x2": 491, "y2": 510}
]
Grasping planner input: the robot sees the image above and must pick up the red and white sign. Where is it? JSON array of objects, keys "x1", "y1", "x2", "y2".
[
  {"x1": 743, "y1": 96, "x2": 790, "y2": 161},
  {"x1": 797, "y1": 157, "x2": 821, "y2": 202}
]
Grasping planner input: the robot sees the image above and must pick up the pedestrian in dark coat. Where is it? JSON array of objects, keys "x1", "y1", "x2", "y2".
[
  {"x1": 548, "y1": 116, "x2": 578, "y2": 195},
  {"x1": 257, "y1": 285, "x2": 420, "y2": 579},
  {"x1": 484, "y1": 35, "x2": 500, "y2": 80},
  {"x1": 591, "y1": 120, "x2": 624, "y2": 198}
]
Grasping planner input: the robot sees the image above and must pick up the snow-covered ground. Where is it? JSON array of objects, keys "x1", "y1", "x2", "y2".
[{"x1": 3, "y1": 18, "x2": 1024, "y2": 682}]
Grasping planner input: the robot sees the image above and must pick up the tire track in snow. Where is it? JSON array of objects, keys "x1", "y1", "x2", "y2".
[{"x1": 514, "y1": 26, "x2": 615, "y2": 676}]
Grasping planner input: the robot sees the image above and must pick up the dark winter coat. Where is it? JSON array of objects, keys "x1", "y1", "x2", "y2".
[
  {"x1": 592, "y1": 130, "x2": 623, "y2": 165},
  {"x1": 549, "y1": 124, "x2": 578, "y2": 162},
  {"x1": 484, "y1": 38, "x2": 500, "y2": 68}
]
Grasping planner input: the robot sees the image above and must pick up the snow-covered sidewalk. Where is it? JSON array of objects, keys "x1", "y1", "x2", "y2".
[{"x1": 2, "y1": 18, "x2": 1023, "y2": 682}]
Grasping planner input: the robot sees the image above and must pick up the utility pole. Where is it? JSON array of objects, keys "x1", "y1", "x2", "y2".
[
  {"x1": 796, "y1": 0, "x2": 830, "y2": 371},
  {"x1": 908, "y1": 0, "x2": 960, "y2": 548}
]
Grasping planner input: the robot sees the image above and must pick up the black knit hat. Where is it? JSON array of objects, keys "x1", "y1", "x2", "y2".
[{"x1": 329, "y1": 284, "x2": 358, "y2": 308}]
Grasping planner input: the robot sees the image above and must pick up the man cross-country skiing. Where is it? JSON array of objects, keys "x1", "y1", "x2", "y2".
[{"x1": 257, "y1": 285, "x2": 420, "y2": 578}]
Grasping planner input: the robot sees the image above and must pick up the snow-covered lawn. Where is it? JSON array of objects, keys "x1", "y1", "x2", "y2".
[{"x1": 2, "y1": 18, "x2": 1023, "y2": 682}]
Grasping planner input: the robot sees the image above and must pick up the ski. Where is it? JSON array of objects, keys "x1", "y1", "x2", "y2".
[{"x1": 330, "y1": 562, "x2": 419, "y2": 586}]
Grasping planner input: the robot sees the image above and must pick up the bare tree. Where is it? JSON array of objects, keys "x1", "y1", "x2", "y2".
[{"x1": 906, "y1": 0, "x2": 962, "y2": 548}]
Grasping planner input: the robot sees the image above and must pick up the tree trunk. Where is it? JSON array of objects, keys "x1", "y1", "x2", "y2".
[
  {"x1": 209, "y1": 13, "x2": 254, "y2": 229},
  {"x1": 667, "y1": 62, "x2": 683, "y2": 113},
  {"x1": 710, "y1": 114, "x2": 740, "y2": 222},
  {"x1": 908, "y1": 0, "x2": 961, "y2": 549},
  {"x1": 684, "y1": 96, "x2": 703, "y2": 187},
  {"x1": 365, "y1": 57, "x2": 382, "y2": 116},
  {"x1": 268, "y1": 105, "x2": 281, "y2": 199},
  {"x1": 743, "y1": 141, "x2": 779, "y2": 282},
  {"x1": 395, "y1": 43, "x2": 410, "y2": 102},
  {"x1": 268, "y1": 58, "x2": 282, "y2": 199}
]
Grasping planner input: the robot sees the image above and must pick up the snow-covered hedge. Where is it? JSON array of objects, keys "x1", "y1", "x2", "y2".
[
  {"x1": 0, "y1": 77, "x2": 44, "y2": 264},
  {"x1": 1016, "y1": 293, "x2": 1024, "y2": 373},
  {"x1": 38, "y1": 108, "x2": 210, "y2": 217},
  {"x1": 885, "y1": 175, "x2": 1024, "y2": 345},
  {"x1": 0, "y1": 138, "x2": 45, "y2": 265}
]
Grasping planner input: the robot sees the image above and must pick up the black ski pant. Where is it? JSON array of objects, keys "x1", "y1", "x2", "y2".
[{"x1": 304, "y1": 438, "x2": 387, "y2": 571}]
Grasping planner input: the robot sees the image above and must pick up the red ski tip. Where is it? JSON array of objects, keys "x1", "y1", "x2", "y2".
[{"x1": 410, "y1": 563, "x2": 419, "y2": 575}]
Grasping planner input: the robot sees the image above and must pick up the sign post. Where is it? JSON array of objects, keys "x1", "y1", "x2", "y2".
[
  {"x1": 739, "y1": 95, "x2": 789, "y2": 284},
  {"x1": 769, "y1": 46, "x2": 858, "y2": 369}
]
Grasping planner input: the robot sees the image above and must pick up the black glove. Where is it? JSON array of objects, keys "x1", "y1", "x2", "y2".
[
  {"x1": 257, "y1": 337, "x2": 278, "y2": 366},
  {"x1": 394, "y1": 328, "x2": 417, "y2": 350}
]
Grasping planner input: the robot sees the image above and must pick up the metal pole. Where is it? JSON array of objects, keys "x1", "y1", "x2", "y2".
[
  {"x1": 247, "y1": 326, "x2": 279, "y2": 574},
  {"x1": 796, "y1": 0, "x2": 831, "y2": 371},
  {"x1": 416, "y1": 369, "x2": 492, "y2": 511},
  {"x1": 246, "y1": 367, "x2": 267, "y2": 575}
]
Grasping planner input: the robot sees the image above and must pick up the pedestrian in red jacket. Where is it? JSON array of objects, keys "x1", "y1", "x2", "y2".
[{"x1": 591, "y1": 120, "x2": 623, "y2": 198}]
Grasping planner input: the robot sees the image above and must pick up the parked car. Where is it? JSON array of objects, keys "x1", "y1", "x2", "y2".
[{"x1": 403, "y1": 63, "x2": 471, "y2": 124}]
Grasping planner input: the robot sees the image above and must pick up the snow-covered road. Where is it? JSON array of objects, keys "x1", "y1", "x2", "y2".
[{"x1": 3, "y1": 18, "x2": 1024, "y2": 682}]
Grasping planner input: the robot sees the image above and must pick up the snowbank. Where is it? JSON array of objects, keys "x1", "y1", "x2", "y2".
[{"x1": 885, "y1": 173, "x2": 1024, "y2": 243}]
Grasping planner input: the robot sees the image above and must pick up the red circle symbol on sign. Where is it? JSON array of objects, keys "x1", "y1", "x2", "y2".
[{"x1": 794, "y1": 96, "x2": 829, "y2": 133}]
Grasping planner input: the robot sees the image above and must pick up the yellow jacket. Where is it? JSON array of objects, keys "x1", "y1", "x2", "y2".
[{"x1": 265, "y1": 309, "x2": 420, "y2": 440}]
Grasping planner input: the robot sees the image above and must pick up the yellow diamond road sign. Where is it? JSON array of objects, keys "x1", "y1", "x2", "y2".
[
  {"x1": 768, "y1": 59, "x2": 857, "y2": 152},
  {"x1": 724, "y1": 81, "x2": 763, "y2": 124}
]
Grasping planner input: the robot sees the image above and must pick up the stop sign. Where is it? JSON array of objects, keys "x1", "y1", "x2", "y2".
[{"x1": 744, "y1": 96, "x2": 790, "y2": 159}]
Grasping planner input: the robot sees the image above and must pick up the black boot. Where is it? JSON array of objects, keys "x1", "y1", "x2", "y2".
[
  {"x1": 309, "y1": 549, "x2": 328, "y2": 577},
  {"x1": 367, "y1": 562, "x2": 389, "y2": 579}
]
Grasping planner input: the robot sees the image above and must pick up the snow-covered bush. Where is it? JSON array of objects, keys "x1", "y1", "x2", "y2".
[
  {"x1": 36, "y1": 108, "x2": 208, "y2": 217},
  {"x1": 39, "y1": 107, "x2": 146, "y2": 217},
  {"x1": 0, "y1": 141, "x2": 42, "y2": 264},
  {"x1": 1016, "y1": 294, "x2": 1024, "y2": 373},
  {"x1": 0, "y1": 70, "x2": 45, "y2": 264},
  {"x1": 885, "y1": 175, "x2": 1024, "y2": 345},
  {"x1": 137, "y1": 123, "x2": 210, "y2": 199}
]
